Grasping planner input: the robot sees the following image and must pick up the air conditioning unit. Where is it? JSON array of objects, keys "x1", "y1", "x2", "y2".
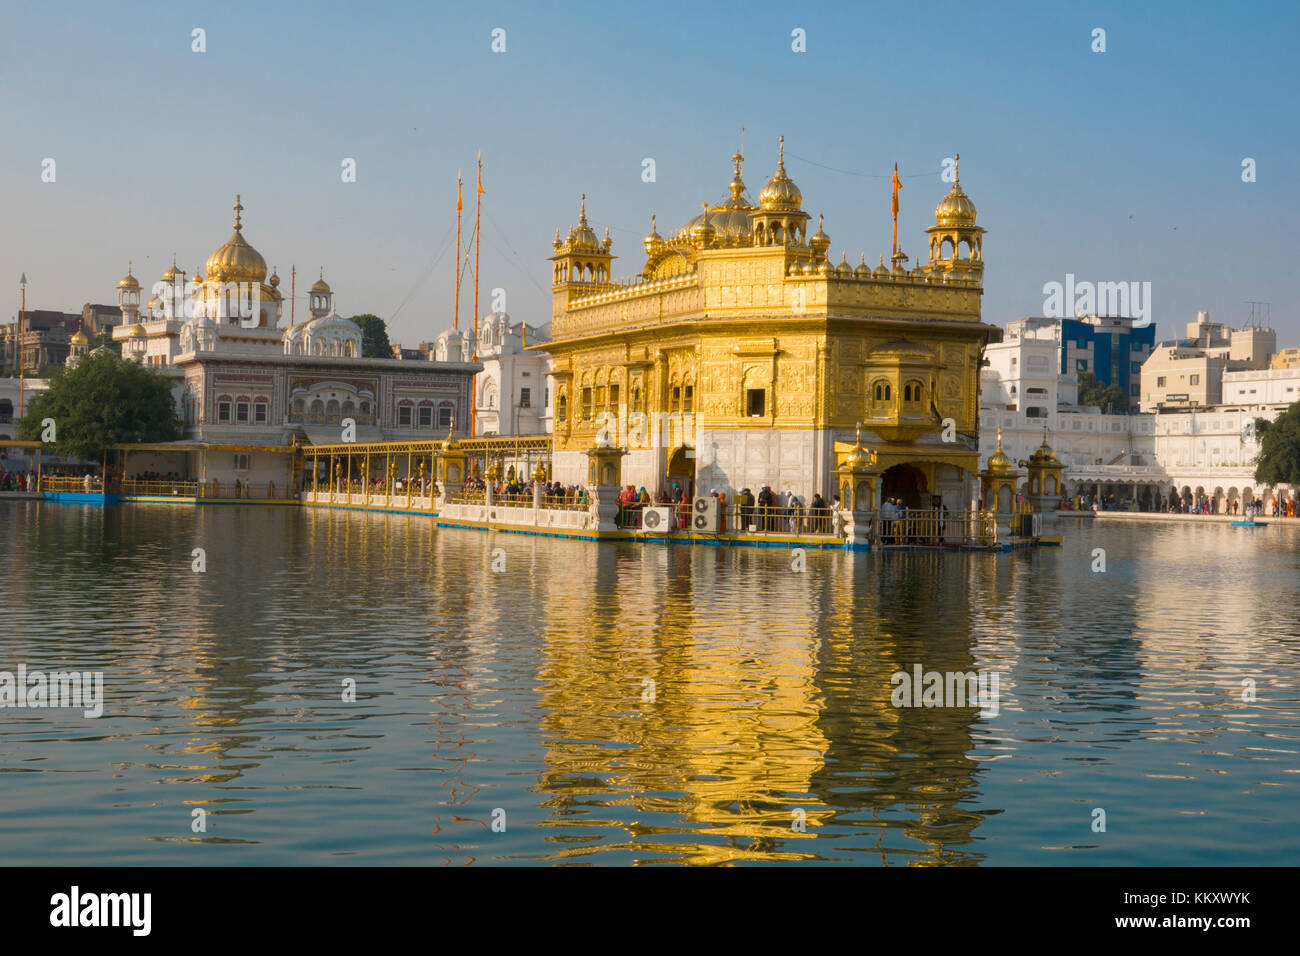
[
  {"x1": 641, "y1": 506, "x2": 673, "y2": 533},
  {"x1": 691, "y1": 496, "x2": 720, "y2": 533}
]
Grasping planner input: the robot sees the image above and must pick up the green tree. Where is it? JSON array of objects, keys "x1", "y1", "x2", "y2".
[
  {"x1": 1254, "y1": 405, "x2": 1300, "y2": 486},
  {"x1": 1077, "y1": 371, "x2": 1128, "y2": 413},
  {"x1": 350, "y1": 314, "x2": 391, "y2": 359},
  {"x1": 17, "y1": 351, "x2": 180, "y2": 462},
  {"x1": 91, "y1": 330, "x2": 121, "y2": 355}
]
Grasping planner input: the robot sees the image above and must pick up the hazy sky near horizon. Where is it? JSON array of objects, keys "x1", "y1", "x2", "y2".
[{"x1": 1, "y1": 0, "x2": 1296, "y2": 345}]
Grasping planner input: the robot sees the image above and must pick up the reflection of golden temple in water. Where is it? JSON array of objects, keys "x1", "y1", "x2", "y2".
[{"x1": 532, "y1": 543, "x2": 990, "y2": 864}]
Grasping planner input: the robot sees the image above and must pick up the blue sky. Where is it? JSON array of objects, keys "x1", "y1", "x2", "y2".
[{"x1": 1, "y1": 0, "x2": 1296, "y2": 344}]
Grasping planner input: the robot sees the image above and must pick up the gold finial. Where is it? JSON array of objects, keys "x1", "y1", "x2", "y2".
[
  {"x1": 447, "y1": 415, "x2": 455, "y2": 439},
  {"x1": 579, "y1": 193, "x2": 587, "y2": 222},
  {"x1": 818, "y1": 213, "x2": 824, "y2": 230},
  {"x1": 954, "y1": 152, "x2": 960, "y2": 184},
  {"x1": 651, "y1": 214, "x2": 656, "y2": 232},
  {"x1": 996, "y1": 427, "x2": 1003, "y2": 450},
  {"x1": 233, "y1": 194, "x2": 243, "y2": 230},
  {"x1": 855, "y1": 420, "x2": 863, "y2": 445},
  {"x1": 127, "y1": 260, "x2": 133, "y2": 276},
  {"x1": 319, "y1": 266, "x2": 324, "y2": 281},
  {"x1": 778, "y1": 135, "x2": 785, "y2": 170}
]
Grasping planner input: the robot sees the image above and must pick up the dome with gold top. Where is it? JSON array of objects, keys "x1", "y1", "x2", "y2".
[
  {"x1": 70, "y1": 328, "x2": 89, "y2": 345},
  {"x1": 1021, "y1": 428, "x2": 1058, "y2": 465},
  {"x1": 934, "y1": 183, "x2": 978, "y2": 227},
  {"x1": 564, "y1": 195, "x2": 603, "y2": 251},
  {"x1": 676, "y1": 149, "x2": 757, "y2": 241},
  {"x1": 759, "y1": 136, "x2": 802, "y2": 210},
  {"x1": 205, "y1": 195, "x2": 267, "y2": 284},
  {"x1": 118, "y1": 266, "x2": 139, "y2": 289},
  {"x1": 985, "y1": 430, "x2": 1014, "y2": 473}
]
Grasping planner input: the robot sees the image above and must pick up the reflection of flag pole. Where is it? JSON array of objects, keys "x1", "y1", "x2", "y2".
[
  {"x1": 891, "y1": 163, "x2": 902, "y2": 259},
  {"x1": 454, "y1": 170, "x2": 462, "y2": 332}
]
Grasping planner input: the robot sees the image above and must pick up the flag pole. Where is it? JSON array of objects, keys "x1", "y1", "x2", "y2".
[
  {"x1": 891, "y1": 162, "x2": 902, "y2": 261},
  {"x1": 290, "y1": 265, "x2": 296, "y2": 328},
  {"x1": 471, "y1": 151, "x2": 483, "y2": 436},
  {"x1": 454, "y1": 170, "x2": 463, "y2": 332}
]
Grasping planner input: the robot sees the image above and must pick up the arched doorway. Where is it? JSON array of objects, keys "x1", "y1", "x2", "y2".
[
  {"x1": 881, "y1": 463, "x2": 927, "y2": 509},
  {"x1": 666, "y1": 446, "x2": 694, "y2": 500}
]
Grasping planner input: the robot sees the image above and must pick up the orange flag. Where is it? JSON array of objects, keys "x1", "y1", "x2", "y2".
[
  {"x1": 891, "y1": 163, "x2": 902, "y2": 216},
  {"x1": 457, "y1": 173, "x2": 463, "y2": 213}
]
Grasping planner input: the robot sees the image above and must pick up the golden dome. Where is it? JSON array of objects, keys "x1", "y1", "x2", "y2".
[
  {"x1": 146, "y1": 296, "x2": 160, "y2": 311},
  {"x1": 690, "y1": 202, "x2": 717, "y2": 246},
  {"x1": 162, "y1": 255, "x2": 181, "y2": 281},
  {"x1": 810, "y1": 214, "x2": 830, "y2": 256},
  {"x1": 269, "y1": 268, "x2": 280, "y2": 288},
  {"x1": 130, "y1": 322, "x2": 147, "y2": 337},
  {"x1": 759, "y1": 136, "x2": 803, "y2": 210},
  {"x1": 841, "y1": 423, "x2": 878, "y2": 471},
  {"x1": 565, "y1": 195, "x2": 602, "y2": 250},
  {"x1": 311, "y1": 268, "x2": 330, "y2": 293},
  {"x1": 205, "y1": 195, "x2": 268, "y2": 285},
  {"x1": 190, "y1": 269, "x2": 203, "y2": 286},
  {"x1": 1023, "y1": 427, "x2": 1058, "y2": 464},
  {"x1": 934, "y1": 157, "x2": 977, "y2": 226},
  {"x1": 70, "y1": 329, "x2": 89, "y2": 344},
  {"x1": 873, "y1": 255, "x2": 889, "y2": 279},
  {"x1": 644, "y1": 214, "x2": 664, "y2": 257},
  {"x1": 836, "y1": 252, "x2": 852, "y2": 277},
  {"x1": 854, "y1": 253, "x2": 871, "y2": 279},
  {"x1": 118, "y1": 264, "x2": 139, "y2": 289},
  {"x1": 985, "y1": 430, "x2": 1013, "y2": 473}
]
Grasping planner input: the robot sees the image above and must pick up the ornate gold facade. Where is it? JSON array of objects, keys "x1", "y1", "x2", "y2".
[{"x1": 540, "y1": 140, "x2": 999, "y2": 504}]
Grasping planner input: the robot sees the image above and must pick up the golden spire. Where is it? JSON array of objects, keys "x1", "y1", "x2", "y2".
[
  {"x1": 579, "y1": 193, "x2": 587, "y2": 224},
  {"x1": 233, "y1": 194, "x2": 243, "y2": 231},
  {"x1": 778, "y1": 134, "x2": 785, "y2": 171},
  {"x1": 954, "y1": 152, "x2": 960, "y2": 185}
]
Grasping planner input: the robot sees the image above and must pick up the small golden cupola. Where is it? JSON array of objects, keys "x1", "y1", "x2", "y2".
[
  {"x1": 753, "y1": 136, "x2": 810, "y2": 246},
  {"x1": 979, "y1": 428, "x2": 1024, "y2": 513},
  {"x1": 551, "y1": 194, "x2": 615, "y2": 287},
  {"x1": 925, "y1": 154, "x2": 985, "y2": 278},
  {"x1": 690, "y1": 202, "x2": 717, "y2": 248},
  {"x1": 1019, "y1": 426, "x2": 1065, "y2": 503},
  {"x1": 810, "y1": 214, "x2": 831, "y2": 259},
  {"x1": 643, "y1": 214, "x2": 664, "y2": 257}
]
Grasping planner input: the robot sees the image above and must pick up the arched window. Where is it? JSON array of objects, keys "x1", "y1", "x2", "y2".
[
  {"x1": 904, "y1": 380, "x2": 923, "y2": 407},
  {"x1": 558, "y1": 394, "x2": 568, "y2": 422},
  {"x1": 326, "y1": 399, "x2": 340, "y2": 424},
  {"x1": 309, "y1": 399, "x2": 324, "y2": 423}
]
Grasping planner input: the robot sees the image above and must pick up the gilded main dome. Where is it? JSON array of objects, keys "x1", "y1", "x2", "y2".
[
  {"x1": 935, "y1": 184, "x2": 978, "y2": 226},
  {"x1": 205, "y1": 195, "x2": 267, "y2": 284}
]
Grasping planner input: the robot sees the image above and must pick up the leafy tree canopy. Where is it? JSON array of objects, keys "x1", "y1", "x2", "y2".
[
  {"x1": 17, "y1": 351, "x2": 180, "y2": 462},
  {"x1": 1254, "y1": 404, "x2": 1300, "y2": 486},
  {"x1": 350, "y1": 314, "x2": 391, "y2": 359},
  {"x1": 1076, "y1": 371, "x2": 1128, "y2": 413}
]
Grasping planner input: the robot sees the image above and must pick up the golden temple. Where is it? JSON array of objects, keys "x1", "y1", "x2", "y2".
[{"x1": 542, "y1": 139, "x2": 999, "y2": 510}]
